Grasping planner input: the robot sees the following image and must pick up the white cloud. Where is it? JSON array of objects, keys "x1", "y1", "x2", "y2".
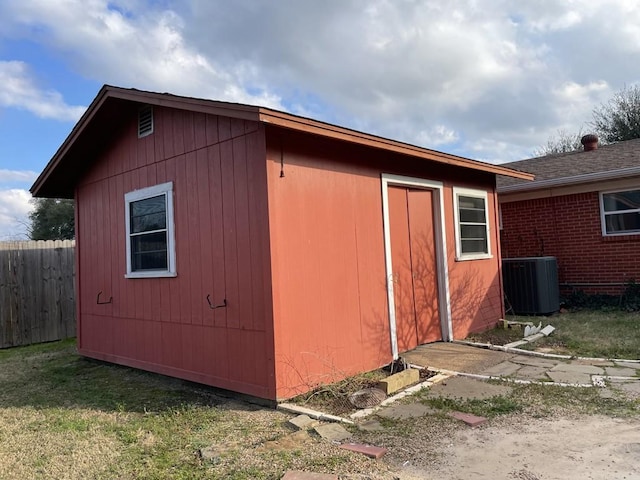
[
  {"x1": 0, "y1": 169, "x2": 38, "y2": 183},
  {"x1": 0, "y1": 189, "x2": 33, "y2": 240},
  {"x1": 0, "y1": 61, "x2": 86, "y2": 121},
  {"x1": 2, "y1": 0, "x2": 640, "y2": 162}
]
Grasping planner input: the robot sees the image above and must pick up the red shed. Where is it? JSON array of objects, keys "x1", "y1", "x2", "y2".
[{"x1": 31, "y1": 86, "x2": 531, "y2": 401}]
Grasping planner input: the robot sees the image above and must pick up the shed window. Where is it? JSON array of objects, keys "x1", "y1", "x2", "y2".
[
  {"x1": 125, "y1": 182, "x2": 176, "y2": 278},
  {"x1": 600, "y1": 189, "x2": 640, "y2": 236},
  {"x1": 453, "y1": 187, "x2": 491, "y2": 260}
]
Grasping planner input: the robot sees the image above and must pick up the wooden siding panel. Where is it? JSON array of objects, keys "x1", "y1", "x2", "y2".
[
  {"x1": 220, "y1": 140, "x2": 240, "y2": 329},
  {"x1": 75, "y1": 111, "x2": 273, "y2": 398}
]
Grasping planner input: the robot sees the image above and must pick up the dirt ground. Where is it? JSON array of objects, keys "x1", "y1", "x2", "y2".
[{"x1": 395, "y1": 415, "x2": 640, "y2": 480}]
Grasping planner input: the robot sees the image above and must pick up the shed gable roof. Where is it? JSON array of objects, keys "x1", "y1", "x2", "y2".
[
  {"x1": 32, "y1": 85, "x2": 532, "y2": 198},
  {"x1": 497, "y1": 138, "x2": 640, "y2": 193}
]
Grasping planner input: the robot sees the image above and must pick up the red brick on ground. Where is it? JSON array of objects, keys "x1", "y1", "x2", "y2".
[
  {"x1": 281, "y1": 471, "x2": 338, "y2": 480},
  {"x1": 339, "y1": 442, "x2": 388, "y2": 459},
  {"x1": 448, "y1": 411, "x2": 488, "y2": 427}
]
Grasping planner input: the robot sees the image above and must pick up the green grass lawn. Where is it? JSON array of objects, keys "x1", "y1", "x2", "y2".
[
  {"x1": 0, "y1": 340, "x2": 394, "y2": 480},
  {"x1": 467, "y1": 310, "x2": 640, "y2": 359}
]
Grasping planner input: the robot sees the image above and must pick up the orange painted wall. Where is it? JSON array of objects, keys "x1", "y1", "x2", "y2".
[
  {"x1": 265, "y1": 129, "x2": 503, "y2": 399},
  {"x1": 75, "y1": 106, "x2": 276, "y2": 399}
]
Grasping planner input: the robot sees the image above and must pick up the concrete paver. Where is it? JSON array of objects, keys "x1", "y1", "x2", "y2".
[
  {"x1": 617, "y1": 382, "x2": 640, "y2": 397},
  {"x1": 614, "y1": 361, "x2": 640, "y2": 370},
  {"x1": 604, "y1": 367, "x2": 638, "y2": 377},
  {"x1": 376, "y1": 403, "x2": 434, "y2": 420},
  {"x1": 509, "y1": 356, "x2": 558, "y2": 369},
  {"x1": 550, "y1": 363, "x2": 604, "y2": 375},
  {"x1": 480, "y1": 361, "x2": 521, "y2": 377},
  {"x1": 281, "y1": 472, "x2": 338, "y2": 480},
  {"x1": 426, "y1": 375, "x2": 512, "y2": 400},
  {"x1": 313, "y1": 423, "x2": 351, "y2": 442},
  {"x1": 546, "y1": 371, "x2": 592, "y2": 385},
  {"x1": 515, "y1": 366, "x2": 549, "y2": 380}
]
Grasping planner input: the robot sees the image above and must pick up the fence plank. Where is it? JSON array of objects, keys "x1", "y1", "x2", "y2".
[{"x1": 0, "y1": 240, "x2": 76, "y2": 348}]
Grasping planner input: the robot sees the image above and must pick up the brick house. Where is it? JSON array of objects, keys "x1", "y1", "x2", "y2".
[{"x1": 498, "y1": 135, "x2": 640, "y2": 296}]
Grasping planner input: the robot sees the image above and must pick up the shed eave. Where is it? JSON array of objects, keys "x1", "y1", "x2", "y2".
[{"x1": 258, "y1": 108, "x2": 533, "y2": 180}]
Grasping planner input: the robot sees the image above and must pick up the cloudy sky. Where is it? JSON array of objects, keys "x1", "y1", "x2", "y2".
[{"x1": 1, "y1": 0, "x2": 639, "y2": 239}]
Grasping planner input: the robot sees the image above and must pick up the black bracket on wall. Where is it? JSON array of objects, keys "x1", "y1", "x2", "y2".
[
  {"x1": 96, "y1": 291, "x2": 113, "y2": 305},
  {"x1": 206, "y1": 294, "x2": 227, "y2": 310}
]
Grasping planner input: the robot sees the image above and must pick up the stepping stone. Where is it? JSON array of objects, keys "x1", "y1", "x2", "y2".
[
  {"x1": 516, "y1": 366, "x2": 548, "y2": 380},
  {"x1": 510, "y1": 356, "x2": 558, "y2": 369},
  {"x1": 605, "y1": 367, "x2": 638, "y2": 377},
  {"x1": 551, "y1": 363, "x2": 604, "y2": 375},
  {"x1": 358, "y1": 419, "x2": 384, "y2": 432},
  {"x1": 480, "y1": 361, "x2": 521, "y2": 376},
  {"x1": 614, "y1": 362, "x2": 640, "y2": 370},
  {"x1": 281, "y1": 472, "x2": 338, "y2": 480},
  {"x1": 448, "y1": 411, "x2": 487, "y2": 427},
  {"x1": 314, "y1": 423, "x2": 352, "y2": 442},
  {"x1": 289, "y1": 414, "x2": 318, "y2": 430},
  {"x1": 340, "y1": 443, "x2": 388, "y2": 459},
  {"x1": 377, "y1": 403, "x2": 434, "y2": 420},
  {"x1": 546, "y1": 371, "x2": 592, "y2": 385},
  {"x1": 426, "y1": 376, "x2": 512, "y2": 400}
]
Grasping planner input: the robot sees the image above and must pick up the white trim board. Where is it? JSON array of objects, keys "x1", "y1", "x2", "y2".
[{"x1": 380, "y1": 174, "x2": 453, "y2": 360}]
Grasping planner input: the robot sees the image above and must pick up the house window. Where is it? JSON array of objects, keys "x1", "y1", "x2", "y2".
[
  {"x1": 124, "y1": 182, "x2": 176, "y2": 278},
  {"x1": 600, "y1": 189, "x2": 640, "y2": 236},
  {"x1": 453, "y1": 187, "x2": 491, "y2": 260}
]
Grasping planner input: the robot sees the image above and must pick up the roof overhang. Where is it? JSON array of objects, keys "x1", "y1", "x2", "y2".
[{"x1": 31, "y1": 85, "x2": 533, "y2": 198}]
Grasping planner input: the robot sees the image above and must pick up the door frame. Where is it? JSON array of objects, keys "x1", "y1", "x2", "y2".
[{"x1": 381, "y1": 174, "x2": 453, "y2": 359}]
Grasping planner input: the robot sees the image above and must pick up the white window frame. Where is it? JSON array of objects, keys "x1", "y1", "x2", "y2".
[
  {"x1": 453, "y1": 187, "x2": 492, "y2": 261},
  {"x1": 124, "y1": 182, "x2": 176, "y2": 278},
  {"x1": 599, "y1": 188, "x2": 640, "y2": 237}
]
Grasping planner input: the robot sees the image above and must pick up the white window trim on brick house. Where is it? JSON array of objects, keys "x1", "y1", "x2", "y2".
[{"x1": 599, "y1": 188, "x2": 640, "y2": 237}]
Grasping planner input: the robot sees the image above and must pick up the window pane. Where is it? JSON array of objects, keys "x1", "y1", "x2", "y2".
[
  {"x1": 132, "y1": 251, "x2": 168, "y2": 271},
  {"x1": 461, "y1": 224, "x2": 487, "y2": 240},
  {"x1": 461, "y1": 239, "x2": 488, "y2": 254},
  {"x1": 459, "y1": 208, "x2": 486, "y2": 223},
  {"x1": 131, "y1": 231, "x2": 168, "y2": 271},
  {"x1": 603, "y1": 190, "x2": 640, "y2": 212},
  {"x1": 605, "y1": 212, "x2": 640, "y2": 234},
  {"x1": 130, "y1": 195, "x2": 166, "y2": 233},
  {"x1": 458, "y1": 196, "x2": 485, "y2": 210}
]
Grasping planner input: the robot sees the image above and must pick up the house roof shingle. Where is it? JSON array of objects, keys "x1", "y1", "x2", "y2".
[{"x1": 497, "y1": 137, "x2": 640, "y2": 191}]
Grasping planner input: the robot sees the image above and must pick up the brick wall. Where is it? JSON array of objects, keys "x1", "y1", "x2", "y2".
[{"x1": 500, "y1": 191, "x2": 640, "y2": 295}]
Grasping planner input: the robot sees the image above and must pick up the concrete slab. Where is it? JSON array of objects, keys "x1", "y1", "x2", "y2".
[
  {"x1": 288, "y1": 415, "x2": 318, "y2": 430},
  {"x1": 605, "y1": 367, "x2": 638, "y2": 377},
  {"x1": 573, "y1": 358, "x2": 614, "y2": 366},
  {"x1": 614, "y1": 361, "x2": 640, "y2": 370},
  {"x1": 358, "y1": 419, "x2": 384, "y2": 432},
  {"x1": 281, "y1": 471, "x2": 338, "y2": 480},
  {"x1": 376, "y1": 403, "x2": 434, "y2": 420},
  {"x1": 551, "y1": 363, "x2": 604, "y2": 375},
  {"x1": 425, "y1": 376, "x2": 512, "y2": 400},
  {"x1": 509, "y1": 356, "x2": 558, "y2": 369},
  {"x1": 546, "y1": 371, "x2": 592, "y2": 385},
  {"x1": 313, "y1": 423, "x2": 351, "y2": 442},
  {"x1": 480, "y1": 361, "x2": 521, "y2": 377},
  {"x1": 403, "y1": 343, "x2": 513, "y2": 374},
  {"x1": 515, "y1": 366, "x2": 549, "y2": 380},
  {"x1": 616, "y1": 382, "x2": 640, "y2": 398}
]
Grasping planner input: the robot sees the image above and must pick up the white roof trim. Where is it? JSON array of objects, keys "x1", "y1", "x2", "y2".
[{"x1": 498, "y1": 165, "x2": 640, "y2": 193}]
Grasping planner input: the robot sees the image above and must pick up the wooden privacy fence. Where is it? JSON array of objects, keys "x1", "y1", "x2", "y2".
[{"x1": 0, "y1": 240, "x2": 75, "y2": 348}]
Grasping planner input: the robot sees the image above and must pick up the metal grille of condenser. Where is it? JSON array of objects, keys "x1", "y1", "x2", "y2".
[{"x1": 502, "y1": 257, "x2": 560, "y2": 315}]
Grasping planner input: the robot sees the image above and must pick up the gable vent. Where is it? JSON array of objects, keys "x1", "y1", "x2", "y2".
[{"x1": 138, "y1": 105, "x2": 154, "y2": 138}]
